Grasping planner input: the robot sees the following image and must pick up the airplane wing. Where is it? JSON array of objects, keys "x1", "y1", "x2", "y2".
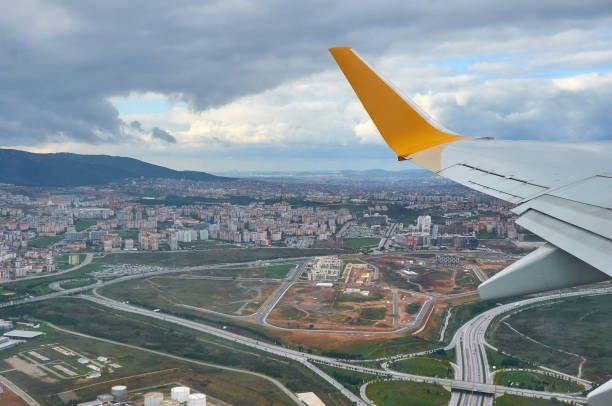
[{"x1": 330, "y1": 46, "x2": 612, "y2": 300}]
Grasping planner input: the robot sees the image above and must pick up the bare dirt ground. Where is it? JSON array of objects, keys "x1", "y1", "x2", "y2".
[
  {"x1": 5, "y1": 356, "x2": 48, "y2": 379},
  {"x1": 477, "y1": 260, "x2": 515, "y2": 278},
  {"x1": 344, "y1": 263, "x2": 376, "y2": 285},
  {"x1": 268, "y1": 285, "x2": 402, "y2": 330},
  {"x1": 0, "y1": 384, "x2": 27, "y2": 406},
  {"x1": 366, "y1": 255, "x2": 476, "y2": 295},
  {"x1": 267, "y1": 284, "x2": 417, "y2": 331}
]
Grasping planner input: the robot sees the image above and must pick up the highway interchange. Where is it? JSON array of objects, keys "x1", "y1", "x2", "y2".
[{"x1": 1, "y1": 255, "x2": 610, "y2": 405}]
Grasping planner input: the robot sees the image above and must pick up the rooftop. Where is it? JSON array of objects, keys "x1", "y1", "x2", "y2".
[{"x1": 3, "y1": 329, "x2": 44, "y2": 339}]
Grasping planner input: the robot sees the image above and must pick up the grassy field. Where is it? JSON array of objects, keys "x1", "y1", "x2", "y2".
[
  {"x1": 405, "y1": 302, "x2": 421, "y2": 313},
  {"x1": 359, "y1": 307, "x2": 386, "y2": 320},
  {"x1": 98, "y1": 248, "x2": 343, "y2": 267},
  {"x1": 118, "y1": 230, "x2": 139, "y2": 239},
  {"x1": 188, "y1": 263, "x2": 294, "y2": 279},
  {"x1": 390, "y1": 357, "x2": 454, "y2": 378},
  {"x1": 0, "y1": 263, "x2": 101, "y2": 302},
  {"x1": 475, "y1": 231, "x2": 502, "y2": 240},
  {"x1": 75, "y1": 219, "x2": 98, "y2": 231},
  {"x1": 258, "y1": 263, "x2": 296, "y2": 279},
  {"x1": 55, "y1": 254, "x2": 87, "y2": 270},
  {"x1": 488, "y1": 294, "x2": 612, "y2": 383},
  {"x1": 493, "y1": 371, "x2": 584, "y2": 393},
  {"x1": 2, "y1": 299, "x2": 353, "y2": 406},
  {"x1": 366, "y1": 380, "x2": 450, "y2": 405},
  {"x1": 0, "y1": 325, "x2": 296, "y2": 406},
  {"x1": 493, "y1": 395, "x2": 568, "y2": 406},
  {"x1": 27, "y1": 235, "x2": 63, "y2": 248},
  {"x1": 485, "y1": 346, "x2": 531, "y2": 371},
  {"x1": 99, "y1": 276, "x2": 279, "y2": 315},
  {"x1": 343, "y1": 238, "x2": 380, "y2": 252},
  {"x1": 60, "y1": 278, "x2": 96, "y2": 289}
]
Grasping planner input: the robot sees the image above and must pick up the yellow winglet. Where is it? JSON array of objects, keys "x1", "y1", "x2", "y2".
[{"x1": 329, "y1": 46, "x2": 466, "y2": 158}]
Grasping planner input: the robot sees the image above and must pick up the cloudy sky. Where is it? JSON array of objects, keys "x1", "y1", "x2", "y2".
[{"x1": 1, "y1": 1, "x2": 611, "y2": 173}]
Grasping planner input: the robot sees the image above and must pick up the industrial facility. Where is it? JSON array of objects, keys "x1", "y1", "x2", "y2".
[{"x1": 77, "y1": 384, "x2": 207, "y2": 406}]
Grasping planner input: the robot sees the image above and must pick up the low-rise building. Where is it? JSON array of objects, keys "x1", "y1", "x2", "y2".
[{"x1": 308, "y1": 256, "x2": 342, "y2": 281}]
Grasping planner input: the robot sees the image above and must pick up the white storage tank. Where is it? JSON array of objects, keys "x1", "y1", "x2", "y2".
[
  {"x1": 187, "y1": 393, "x2": 206, "y2": 406},
  {"x1": 111, "y1": 385, "x2": 127, "y2": 402},
  {"x1": 171, "y1": 386, "x2": 190, "y2": 403},
  {"x1": 160, "y1": 400, "x2": 179, "y2": 406},
  {"x1": 144, "y1": 391, "x2": 164, "y2": 406}
]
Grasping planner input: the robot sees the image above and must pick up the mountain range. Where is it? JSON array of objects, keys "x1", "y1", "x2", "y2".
[{"x1": 0, "y1": 149, "x2": 228, "y2": 187}]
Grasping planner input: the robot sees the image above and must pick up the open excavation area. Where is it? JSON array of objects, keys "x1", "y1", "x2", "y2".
[{"x1": 266, "y1": 284, "x2": 428, "y2": 331}]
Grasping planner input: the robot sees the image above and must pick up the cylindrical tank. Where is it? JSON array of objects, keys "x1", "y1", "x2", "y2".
[
  {"x1": 144, "y1": 392, "x2": 164, "y2": 406},
  {"x1": 171, "y1": 386, "x2": 190, "y2": 403},
  {"x1": 160, "y1": 400, "x2": 179, "y2": 406},
  {"x1": 111, "y1": 385, "x2": 127, "y2": 402},
  {"x1": 187, "y1": 393, "x2": 206, "y2": 406}
]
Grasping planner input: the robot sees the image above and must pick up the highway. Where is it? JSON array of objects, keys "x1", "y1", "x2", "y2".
[{"x1": 445, "y1": 286, "x2": 612, "y2": 406}]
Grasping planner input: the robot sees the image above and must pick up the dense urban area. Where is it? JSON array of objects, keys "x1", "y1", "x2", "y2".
[{"x1": 0, "y1": 172, "x2": 609, "y2": 406}]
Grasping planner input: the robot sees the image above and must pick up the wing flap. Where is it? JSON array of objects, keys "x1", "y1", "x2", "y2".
[
  {"x1": 514, "y1": 194, "x2": 612, "y2": 241},
  {"x1": 548, "y1": 175, "x2": 612, "y2": 209},
  {"x1": 517, "y1": 209, "x2": 612, "y2": 277},
  {"x1": 439, "y1": 164, "x2": 547, "y2": 203}
]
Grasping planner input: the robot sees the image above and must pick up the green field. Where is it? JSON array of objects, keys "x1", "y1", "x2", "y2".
[
  {"x1": 0, "y1": 263, "x2": 101, "y2": 302},
  {"x1": 100, "y1": 276, "x2": 279, "y2": 315},
  {"x1": 485, "y1": 346, "x2": 531, "y2": 371},
  {"x1": 60, "y1": 278, "x2": 96, "y2": 289},
  {"x1": 0, "y1": 325, "x2": 297, "y2": 406},
  {"x1": 494, "y1": 371, "x2": 584, "y2": 392},
  {"x1": 75, "y1": 219, "x2": 98, "y2": 231},
  {"x1": 258, "y1": 263, "x2": 296, "y2": 279},
  {"x1": 488, "y1": 294, "x2": 612, "y2": 383},
  {"x1": 188, "y1": 263, "x2": 294, "y2": 279},
  {"x1": 476, "y1": 231, "x2": 502, "y2": 239},
  {"x1": 359, "y1": 307, "x2": 386, "y2": 320},
  {"x1": 493, "y1": 395, "x2": 567, "y2": 406},
  {"x1": 27, "y1": 235, "x2": 63, "y2": 248},
  {"x1": 55, "y1": 253, "x2": 87, "y2": 270},
  {"x1": 2, "y1": 298, "x2": 353, "y2": 406},
  {"x1": 343, "y1": 238, "x2": 380, "y2": 252},
  {"x1": 98, "y1": 248, "x2": 343, "y2": 267},
  {"x1": 390, "y1": 357, "x2": 454, "y2": 378},
  {"x1": 405, "y1": 302, "x2": 421, "y2": 314},
  {"x1": 118, "y1": 230, "x2": 139, "y2": 239},
  {"x1": 366, "y1": 380, "x2": 450, "y2": 406}
]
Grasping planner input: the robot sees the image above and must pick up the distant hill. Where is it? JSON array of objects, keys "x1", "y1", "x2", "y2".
[{"x1": 0, "y1": 149, "x2": 230, "y2": 187}]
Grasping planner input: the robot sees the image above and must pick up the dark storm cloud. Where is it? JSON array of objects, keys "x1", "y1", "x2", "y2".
[
  {"x1": 130, "y1": 120, "x2": 144, "y2": 132},
  {"x1": 151, "y1": 127, "x2": 177, "y2": 143},
  {"x1": 0, "y1": 0, "x2": 611, "y2": 146}
]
